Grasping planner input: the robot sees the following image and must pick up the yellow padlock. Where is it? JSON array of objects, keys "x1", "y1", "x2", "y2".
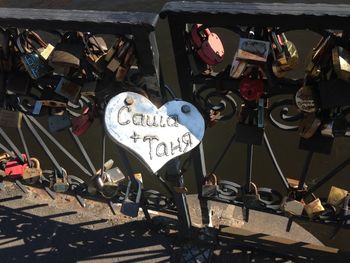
[
  {"x1": 327, "y1": 186, "x2": 348, "y2": 207},
  {"x1": 23, "y1": 158, "x2": 42, "y2": 184},
  {"x1": 304, "y1": 196, "x2": 325, "y2": 218},
  {"x1": 272, "y1": 40, "x2": 299, "y2": 78}
]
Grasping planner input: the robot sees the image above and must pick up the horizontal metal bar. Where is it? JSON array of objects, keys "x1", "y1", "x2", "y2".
[
  {"x1": 160, "y1": 1, "x2": 350, "y2": 29},
  {"x1": 0, "y1": 8, "x2": 158, "y2": 33}
]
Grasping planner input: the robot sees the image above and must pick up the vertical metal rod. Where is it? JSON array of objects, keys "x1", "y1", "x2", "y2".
[
  {"x1": 166, "y1": 158, "x2": 191, "y2": 238},
  {"x1": 69, "y1": 128, "x2": 96, "y2": 176},
  {"x1": 246, "y1": 144, "x2": 254, "y2": 192},
  {"x1": 168, "y1": 18, "x2": 209, "y2": 228},
  {"x1": 263, "y1": 132, "x2": 289, "y2": 191},
  {"x1": 0, "y1": 128, "x2": 24, "y2": 163},
  {"x1": 298, "y1": 151, "x2": 313, "y2": 190},
  {"x1": 101, "y1": 133, "x2": 106, "y2": 174},
  {"x1": 243, "y1": 144, "x2": 254, "y2": 222}
]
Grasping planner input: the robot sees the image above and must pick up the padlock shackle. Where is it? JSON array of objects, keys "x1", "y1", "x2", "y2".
[
  {"x1": 203, "y1": 173, "x2": 218, "y2": 185},
  {"x1": 124, "y1": 179, "x2": 142, "y2": 202}
]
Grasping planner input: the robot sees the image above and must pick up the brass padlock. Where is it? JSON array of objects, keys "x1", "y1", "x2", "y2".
[
  {"x1": 332, "y1": 46, "x2": 350, "y2": 82},
  {"x1": 271, "y1": 33, "x2": 299, "y2": 78},
  {"x1": 23, "y1": 158, "x2": 42, "y2": 184},
  {"x1": 304, "y1": 196, "x2": 325, "y2": 218},
  {"x1": 88, "y1": 36, "x2": 108, "y2": 53},
  {"x1": 305, "y1": 35, "x2": 334, "y2": 77},
  {"x1": 281, "y1": 196, "x2": 305, "y2": 216},
  {"x1": 0, "y1": 152, "x2": 11, "y2": 162},
  {"x1": 327, "y1": 186, "x2": 348, "y2": 207},
  {"x1": 104, "y1": 38, "x2": 123, "y2": 62},
  {"x1": 287, "y1": 177, "x2": 307, "y2": 190}
]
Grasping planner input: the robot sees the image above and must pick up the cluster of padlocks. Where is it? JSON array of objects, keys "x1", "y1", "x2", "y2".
[
  {"x1": 1, "y1": 21, "x2": 350, "y2": 231},
  {"x1": 0, "y1": 28, "x2": 175, "y2": 217},
  {"x1": 185, "y1": 25, "x2": 350, "y2": 228},
  {"x1": 190, "y1": 25, "x2": 350, "y2": 142}
]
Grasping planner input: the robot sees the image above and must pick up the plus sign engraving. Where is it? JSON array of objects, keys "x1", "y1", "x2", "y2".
[{"x1": 104, "y1": 92, "x2": 205, "y2": 173}]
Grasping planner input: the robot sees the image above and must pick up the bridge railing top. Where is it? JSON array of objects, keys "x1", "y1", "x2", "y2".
[{"x1": 160, "y1": 1, "x2": 350, "y2": 29}]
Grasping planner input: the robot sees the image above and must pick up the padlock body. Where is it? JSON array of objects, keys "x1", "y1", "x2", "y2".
[
  {"x1": 327, "y1": 186, "x2": 348, "y2": 207},
  {"x1": 202, "y1": 185, "x2": 218, "y2": 197},
  {"x1": 101, "y1": 183, "x2": 119, "y2": 199},
  {"x1": 21, "y1": 53, "x2": 52, "y2": 79},
  {"x1": 191, "y1": 24, "x2": 224, "y2": 65},
  {"x1": 242, "y1": 194, "x2": 261, "y2": 209},
  {"x1": 239, "y1": 77, "x2": 264, "y2": 101},
  {"x1": 53, "y1": 182, "x2": 69, "y2": 193},
  {"x1": 23, "y1": 167, "x2": 41, "y2": 180},
  {"x1": 72, "y1": 112, "x2": 93, "y2": 136},
  {"x1": 282, "y1": 198, "x2": 305, "y2": 216},
  {"x1": 120, "y1": 199, "x2": 140, "y2": 217},
  {"x1": 5, "y1": 155, "x2": 28, "y2": 179},
  {"x1": 304, "y1": 198, "x2": 325, "y2": 218}
]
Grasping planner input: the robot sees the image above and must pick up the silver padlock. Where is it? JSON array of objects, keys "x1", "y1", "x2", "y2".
[
  {"x1": 281, "y1": 196, "x2": 305, "y2": 216},
  {"x1": 53, "y1": 168, "x2": 70, "y2": 193},
  {"x1": 100, "y1": 167, "x2": 126, "y2": 199},
  {"x1": 120, "y1": 179, "x2": 142, "y2": 217}
]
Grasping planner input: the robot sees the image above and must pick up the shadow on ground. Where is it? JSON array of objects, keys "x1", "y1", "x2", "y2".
[{"x1": 0, "y1": 196, "x2": 175, "y2": 263}]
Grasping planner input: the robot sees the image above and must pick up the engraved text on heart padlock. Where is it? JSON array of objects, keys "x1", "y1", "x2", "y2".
[{"x1": 104, "y1": 92, "x2": 205, "y2": 173}]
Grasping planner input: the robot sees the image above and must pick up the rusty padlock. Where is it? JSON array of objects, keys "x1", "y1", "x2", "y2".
[
  {"x1": 71, "y1": 107, "x2": 94, "y2": 136},
  {"x1": 191, "y1": 24, "x2": 224, "y2": 65},
  {"x1": 327, "y1": 186, "x2": 348, "y2": 207},
  {"x1": 304, "y1": 195, "x2": 325, "y2": 218},
  {"x1": 202, "y1": 173, "x2": 218, "y2": 197},
  {"x1": 23, "y1": 158, "x2": 42, "y2": 184}
]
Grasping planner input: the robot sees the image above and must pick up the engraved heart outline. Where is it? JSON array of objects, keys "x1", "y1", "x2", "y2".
[{"x1": 104, "y1": 92, "x2": 205, "y2": 173}]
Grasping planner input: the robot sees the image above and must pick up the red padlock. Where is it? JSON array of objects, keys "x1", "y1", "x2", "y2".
[
  {"x1": 191, "y1": 24, "x2": 224, "y2": 65},
  {"x1": 239, "y1": 74, "x2": 264, "y2": 102},
  {"x1": 71, "y1": 107, "x2": 94, "y2": 136},
  {"x1": 5, "y1": 154, "x2": 28, "y2": 179}
]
